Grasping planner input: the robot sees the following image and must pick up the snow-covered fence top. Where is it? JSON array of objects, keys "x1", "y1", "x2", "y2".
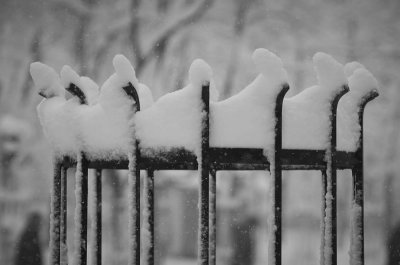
[
  {"x1": 32, "y1": 48, "x2": 379, "y2": 265},
  {"x1": 32, "y1": 49, "x2": 377, "y2": 161}
]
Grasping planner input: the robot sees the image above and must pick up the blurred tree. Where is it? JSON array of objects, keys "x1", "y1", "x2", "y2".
[
  {"x1": 13, "y1": 212, "x2": 43, "y2": 265},
  {"x1": 222, "y1": 0, "x2": 255, "y2": 99}
]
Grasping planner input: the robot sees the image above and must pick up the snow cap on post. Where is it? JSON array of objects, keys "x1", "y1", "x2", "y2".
[
  {"x1": 348, "y1": 68, "x2": 379, "y2": 101},
  {"x1": 252, "y1": 48, "x2": 288, "y2": 85},
  {"x1": 138, "y1": 83, "x2": 154, "y2": 110},
  {"x1": 313, "y1": 52, "x2": 347, "y2": 92},
  {"x1": 189, "y1": 59, "x2": 212, "y2": 88},
  {"x1": 30, "y1": 62, "x2": 64, "y2": 98},
  {"x1": 113, "y1": 54, "x2": 139, "y2": 88},
  {"x1": 60, "y1": 65, "x2": 87, "y2": 104},
  {"x1": 60, "y1": 65, "x2": 81, "y2": 88},
  {"x1": 344, "y1": 61, "x2": 365, "y2": 78},
  {"x1": 80, "y1": 76, "x2": 100, "y2": 105}
]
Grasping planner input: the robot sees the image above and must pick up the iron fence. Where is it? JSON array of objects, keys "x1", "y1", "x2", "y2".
[{"x1": 47, "y1": 76, "x2": 378, "y2": 265}]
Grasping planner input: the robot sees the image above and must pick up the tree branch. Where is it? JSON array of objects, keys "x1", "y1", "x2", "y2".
[
  {"x1": 51, "y1": 0, "x2": 92, "y2": 18},
  {"x1": 91, "y1": 30, "x2": 121, "y2": 78},
  {"x1": 136, "y1": 0, "x2": 214, "y2": 73},
  {"x1": 129, "y1": 0, "x2": 143, "y2": 63}
]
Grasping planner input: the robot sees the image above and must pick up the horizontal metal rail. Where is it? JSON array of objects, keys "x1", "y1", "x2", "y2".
[{"x1": 59, "y1": 148, "x2": 358, "y2": 171}]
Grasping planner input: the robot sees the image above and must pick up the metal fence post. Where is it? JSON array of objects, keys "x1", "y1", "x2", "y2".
[
  {"x1": 209, "y1": 169, "x2": 217, "y2": 265},
  {"x1": 60, "y1": 165, "x2": 68, "y2": 264},
  {"x1": 123, "y1": 82, "x2": 141, "y2": 265},
  {"x1": 92, "y1": 169, "x2": 102, "y2": 265},
  {"x1": 75, "y1": 152, "x2": 89, "y2": 265},
  {"x1": 65, "y1": 82, "x2": 89, "y2": 265},
  {"x1": 199, "y1": 81, "x2": 210, "y2": 265},
  {"x1": 272, "y1": 83, "x2": 289, "y2": 265},
  {"x1": 143, "y1": 169, "x2": 155, "y2": 265},
  {"x1": 351, "y1": 90, "x2": 379, "y2": 265},
  {"x1": 322, "y1": 84, "x2": 348, "y2": 265},
  {"x1": 50, "y1": 158, "x2": 62, "y2": 265}
]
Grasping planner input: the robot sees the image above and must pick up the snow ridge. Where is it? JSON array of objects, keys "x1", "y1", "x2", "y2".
[
  {"x1": 210, "y1": 48, "x2": 288, "y2": 149},
  {"x1": 338, "y1": 65, "x2": 379, "y2": 151},
  {"x1": 283, "y1": 52, "x2": 347, "y2": 149},
  {"x1": 135, "y1": 58, "x2": 213, "y2": 152},
  {"x1": 30, "y1": 62, "x2": 64, "y2": 98}
]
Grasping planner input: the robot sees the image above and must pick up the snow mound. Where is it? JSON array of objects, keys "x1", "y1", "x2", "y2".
[
  {"x1": 136, "y1": 59, "x2": 215, "y2": 151},
  {"x1": 30, "y1": 62, "x2": 64, "y2": 98},
  {"x1": 338, "y1": 68, "x2": 378, "y2": 151},
  {"x1": 344, "y1": 61, "x2": 365, "y2": 77},
  {"x1": 252, "y1": 48, "x2": 288, "y2": 86},
  {"x1": 189, "y1": 59, "x2": 212, "y2": 88},
  {"x1": 210, "y1": 49, "x2": 289, "y2": 149},
  {"x1": 60, "y1": 65, "x2": 81, "y2": 89},
  {"x1": 80, "y1": 76, "x2": 100, "y2": 105},
  {"x1": 283, "y1": 52, "x2": 347, "y2": 149},
  {"x1": 137, "y1": 83, "x2": 154, "y2": 110},
  {"x1": 35, "y1": 55, "x2": 154, "y2": 159},
  {"x1": 37, "y1": 94, "x2": 81, "y2": 157},
  {"x1": 31, "y1": 63, "x2": 81, "y2": 155},
  {"x1": 100, "y1": 55, "x2": 152, "y2": 109},
  {"x1": 113, "y1": 54, "x2": 139, "y2": 88},
  {"x1": 314, "y1": 52, "x2": 346, "y2": 92},
  {"x1": 78, "y1": 55, "x2": 151, "y2": 159}
]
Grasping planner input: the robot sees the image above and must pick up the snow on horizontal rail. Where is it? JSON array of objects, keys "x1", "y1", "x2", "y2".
[
  {"x1": 209, "y1": 49, "x2": 288, "y2": 149},
  {"x1": 337, "y1": 63, "x2": 379, "y2": 151},
  {"x1": 135, "y1": 58, "x2": 216, "y2": 153},
  {"x1": 31, "y1": 49, "x2": 379, "y2": 159},
  {"x1": 282, "y1": 52, "x2": 347, "y2": 150},
  {"x1": 31, "y1": 55, "x2": 153, "y2": 159}
]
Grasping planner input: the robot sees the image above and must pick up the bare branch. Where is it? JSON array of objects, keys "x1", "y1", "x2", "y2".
[
  {"x1": 136, "y1": 0, "x2": 214, "y2": 72},
  {"x1": 129, "y1": 0, "x2": 143, "y2": 63},
  {"x1": 91, "y1": 30, "x2": 121, "y2": 78},
  {"x1": 51, "y1": 0, "x2": 92, "y2": 18}
]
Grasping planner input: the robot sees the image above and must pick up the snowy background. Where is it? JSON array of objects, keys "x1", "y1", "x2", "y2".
[{"x1": 0, "y1": 0, "x2": 399, "y2": 265}]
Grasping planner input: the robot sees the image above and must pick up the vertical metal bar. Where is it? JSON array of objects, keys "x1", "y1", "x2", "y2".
[
  {"x1": 60, "y1": 166, "x2": 68, "y2": 265},
  {"x1": 128, "y1": 141, "x2": 141, "y2": 265},
  {"x1": 324, "y1": 85, "x2": 348, "y2": 265},
  {"x1": 272, "y1": 83, "x2": 289, "y2": 265},
  {"x1": 324, "y1": 116, "x2": 338, "y2": 265},
  {"x1": 350, "y1": 90, "x2": 378, "y2": 265},
  {"x1": 75, "y1": 152, "x2": 89, "y2": 265},
  {"x1": 50, "y1": 157, "x2": 62, "y2": 265},
  {"x1": 351, "y1": 122, "x2": 364, "y2": 265},
  {"x1": 144, "y1": 169, "x2": 155, "y2": 265},
  {"x1": 124, "y1": 82, "x2": 141, "y2": 265},
  {"x1": 320, "y1": 170, "x2": 327, "y2": 265},
  {"x1": 209, "y1": 169, "x2": 217, "y2": 265},
  {"x1": 351, "y1": 167, "x2": 364, "y2": 263},
  {"x1": 199, "y1": 82, "x2": 210, "y2": 265},
  {"x1": 93, "y1": 169, "x2": 102, "y2": 265}
]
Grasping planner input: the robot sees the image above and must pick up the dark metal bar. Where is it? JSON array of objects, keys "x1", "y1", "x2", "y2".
[
  {"x1": 272, "y1": 83, "x2": 290, "y2": 265},
  {"x1": 60, "y1": 166, "x2": 68, "y2": 264},
  {"x1": 320, "y1": 170, "x2": 327, "y2": 265},
  {"x1": 60, "y1": 148, "x2": 359, "y2": 171},
  {"x1": 324, "y1": 84, "x2": 349, "y2": 265},
  {"x1": 350, "y1": 90, "x2": 379, "y2": 265},
  {"x1": 93, "y1": 169, "x2": 102, "y2": 265},
  {"x1": 50, "y1": 158, "x2": 62, "y2": 265},
  {"x1": 124, "y1": 81, "x2": 141, "y2": 265},
  {"x1": 145, "y1": 169, "x2": 155, "y2": 265},
  {"x1": 77, "y1": 153, "x2": 89, "y2": 265},
  {"x1": 199, "y1": 82, "x2": 210, "y2": 265},
  {"x1": 209, "y1": 169, "x2": 217, "y2": 265},
  {"x1": 66, "y1": 83, "x2": 88, "y2": 105},
  {"x1": 65, "y1": 82, "x2": 89, "y2": 265}
]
